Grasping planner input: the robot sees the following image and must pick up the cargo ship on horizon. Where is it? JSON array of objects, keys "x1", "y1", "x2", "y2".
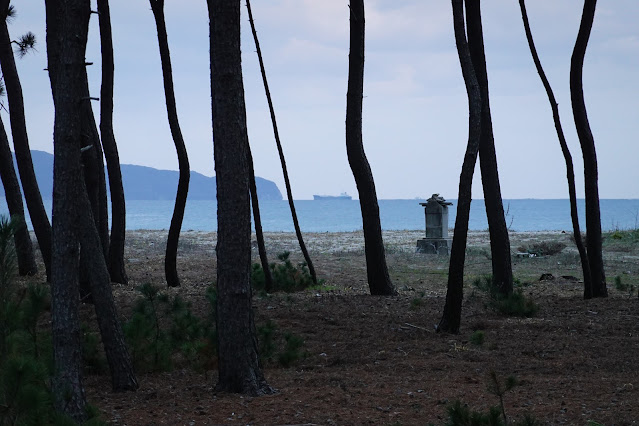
[{"x1": 313, "y1": 192, "x2": 353, "y2": 200}]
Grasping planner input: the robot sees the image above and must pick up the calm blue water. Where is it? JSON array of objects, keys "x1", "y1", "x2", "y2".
[{"x1": 2, "y1": 198, "x2": 639, "y2": 232}]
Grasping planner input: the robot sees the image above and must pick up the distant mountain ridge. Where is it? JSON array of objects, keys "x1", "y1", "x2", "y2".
[{"x1": 1, "y1": 150, "x2": 283, "y2": 201}]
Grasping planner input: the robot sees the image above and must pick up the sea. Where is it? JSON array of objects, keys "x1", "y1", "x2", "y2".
[{"x1": 2, "y1": 198, "x2": 639, "y2": 233}]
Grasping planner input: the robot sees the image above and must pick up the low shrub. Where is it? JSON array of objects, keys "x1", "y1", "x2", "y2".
[
  {"x1": 251, "y1": 251, "x2": 321, "y2": 293},
  {"x1": 517, "y1": 241, "x2": 566, "y2": 256},
  {"x1": 473, "y1": 275, "x2": 538, "y2": 318},
  {"x1": 469, "y1": 330, "x2": 485, "y2": 346},
  {"x1": 123, "y1": 283, "x2": 215, "y2": 372},
  {"x1": 257, "y1": 320, "x2": 306, "y2": 368}
]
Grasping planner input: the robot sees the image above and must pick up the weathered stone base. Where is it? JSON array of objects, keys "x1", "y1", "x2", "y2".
[{"x1": 416, "y1": 238, "x2": 451, "y2": 255}]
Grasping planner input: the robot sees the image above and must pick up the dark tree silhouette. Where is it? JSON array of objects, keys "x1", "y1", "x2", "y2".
[
  {"x1": 437, "y1": 0, "x2": 482, "y2": 334},
  {"x1": 247, "y1": 144, "x2": 274, "y2": 292},
  {"x1": 149, "y1": 0, "x2": 190, "y2": 288},
  {"x1": 97, "y1": 0, "x2": 128, "y2": 284},
  {"x1": 79, "y1": 91, "x2": 109, "y2": 261},
  {"x1": 246, "y1": 0, "x2": 318, "y2": 286},
  {"x1": 47, "y1": 0, "x2": 137, "y2": 404},
  {"x1": 517, "y1": 0, "x2": 592, "y2": 297},
  {"x1": 464, "y1": 0, "x2": 513, "y2": 296},
  {"x1": 346, "y1": 0, "x2": 396, "y2": 296},
  {"x1": 570, "y1": 0, "x2": 607, "y2": 298},
  {"x1": 45, "y1": 0, "x2": 90, "y2": 419},
  {"x1": 208, "y1": 0, "x2": 273, "y2": 396},
  {"x1": 0, "y1": 1, "x2": 51, "y2": 279},
  {"x1": 77, "y1": 186, "x2": 138, "y2": 392},
  {"x1": 0, "y1": 112, "x2": 37, "y2": 275}
]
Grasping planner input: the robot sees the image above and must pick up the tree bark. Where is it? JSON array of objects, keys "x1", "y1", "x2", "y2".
[
  {"x1": 79, "y1": 71, "x2": 109, "y2": 262},
  {"x1": 437, "y1": 0, "x2": 482, "y2": 334},
  {"x1": 0, "y1": 114, "x2": 37, "y2": 275},
  {"x1": 0, "y1": 2, "x2": 51, "y2": 280},
  {"x1": 247, "y1": 144, "x2": 274, "y2": 292},
  {"x1": 77, "y1": 178, "x2": 138, "y2": 392},
  {"x1": 246, "y1": 0, "x2": 318, "y2": 286},
  {"x1": 208, "y1": 0, "x2": 273, "y2": 396},
  {"x1": 464, "y1": 0, "x2": 513, "y2": 296},
  {"x1": 570, "y1": 0, "x2": 607, "y2": 298},
  {"x1": 97, "y1": 0, "x2": 128, "y2": 285},
  {"x1": 46, "y1": 0, "x2": 90, "y2": 420},
  {"x1": 150, "y1": 0, "x2": 190, "y2": 288},
  {"x1": 346, "y1": 0, "x2": 396, "y2": 296},
  {"x1": 518, "y1": 0, "x2": 592, "y2": 298}
]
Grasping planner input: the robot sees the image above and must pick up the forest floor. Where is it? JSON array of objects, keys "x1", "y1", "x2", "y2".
[{"x1": 48, "y1": 229, "x2": 639, "y2": 425}]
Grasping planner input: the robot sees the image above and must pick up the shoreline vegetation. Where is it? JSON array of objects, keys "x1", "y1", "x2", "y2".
[{"x1": 10, "y1": 228, "x2": 639, "y2": 424}]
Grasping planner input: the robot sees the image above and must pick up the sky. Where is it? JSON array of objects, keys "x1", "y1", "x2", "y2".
[{"x1": 6, "y1": 1, "x2": 639, "y2": 200}]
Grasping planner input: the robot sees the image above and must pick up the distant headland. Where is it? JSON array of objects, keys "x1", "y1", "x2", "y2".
[{"x1": 1, "y1": 150, "x2": 283, "y2": 201}]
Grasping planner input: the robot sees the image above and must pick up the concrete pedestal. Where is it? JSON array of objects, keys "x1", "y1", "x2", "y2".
[{"x1": 416, "y1": 238, "x2": 451, "y2": 255}]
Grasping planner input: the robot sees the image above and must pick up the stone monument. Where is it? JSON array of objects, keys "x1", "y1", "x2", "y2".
[{"x1": 416, "y1": 194, "x2": 452, "y2": 255}]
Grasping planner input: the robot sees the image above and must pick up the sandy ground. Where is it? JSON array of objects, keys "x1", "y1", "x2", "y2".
[{"x1": 32, "y1": 229, "x2": 639, "y2": 425}]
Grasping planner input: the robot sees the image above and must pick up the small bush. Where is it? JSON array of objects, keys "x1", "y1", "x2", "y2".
[
  {"x1": 445, "y1": 400, "x2": 503, "y2": 426},
  {"x1": 473, "y1": 275, "x2": 538, "y2": 318},
  {"x1": 257, "y1": 320, "x2": 278, "y2": 362},
  {"x1": 123, "y1": 283, "x2": 213, "y2": 372},
  {"x1": 444, "y1": 372, "x2": 540, "y2": 426},
  {"x1": 517, "y1": 241, "x2": 566, "y2": 256},
  {"x1": 410, "y1": 297, "x2": 424, "y2": 309},
  {"x1": 251, "y1": 251, "x2": 321, "y2": 293},
  {"x1": 491, "y1": 290, "x2": 539, "y2": 318},
  {"x1": 256, "y1": 320, "x2": 306, "y2": 368},
  {"x1": 614, "y1": 275, "x2": 637, "y2": 297},
  {"x1": 469, "y1": 330, "x2": 485, "y2": 346},
  {"x1": 277, "y1": 332, "x2": 306, "y2": 368}
]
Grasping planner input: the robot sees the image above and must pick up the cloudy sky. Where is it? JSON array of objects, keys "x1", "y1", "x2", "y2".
[{"x1": 7, "y1": 1, "x2": 639, "y2": 200}]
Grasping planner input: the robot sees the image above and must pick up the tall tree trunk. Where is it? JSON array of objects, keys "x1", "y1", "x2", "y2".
[
  {"x1": 246, "y1": 0, "x2": 318, "y2": 286},
  {"x1": 0, "y1": 115, "x2": 37, "y2": 275},
  {"x1": 247, "y1": 144, "x2": 274, "y2": 292},
  {"x1": 570, "y1": 0, "x2": 607, "y2": 298},
  {"x1": 149, "y1": 0, "x2": 190, "y2": 288},
  {"x1": 46, "y1": 0, "x2": 90, "y2": 419},
  {"x1": 346, "y1": 0, "x2": 396, "y2": 296},
  {"x1": 97, "y1": 0, "x2": 128, "y2": 285},
  {"x1": 464, "y1": 0, "x2": 513, "y2": 296},
  {"x1": 79, "y1": 71, "x2": 109, "y2": 261},
  {"x1": 518, "y1": 0, "x2": 593, "y2": 298},
  {"x1": 77, "y1": 53, "x2": 109, "y2": 301},
  {"x1": 77, "y1": 176, "x2": 138, "y2": 392},
  {"x1": 437, "y1": 0, "x2": 482, "y2": 334},
  {"x1": 0, "y1": 2, "x2": 51, "y2": 280},
  {"x1": 208, "y1": 0, "x2": 273, "y2": 396}
]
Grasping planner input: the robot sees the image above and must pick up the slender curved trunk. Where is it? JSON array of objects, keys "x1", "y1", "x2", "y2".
[
  {"x1": 150, "y1": 0, "x2": 190, "y2": 288},
  {"x1": 346, "y1": 0, "x2": 395, "y2": 296},
  {"x1": 0, "y1": 115, "x2": 37, "y2": 275},
  {"x1": 97, "y1": 0, "x2": 128, "y2": 285},
  {"x1": 77, "y1": 175, "x2": 138, "y2": 392},
  {"x1": 247, "y1": 145, "x2": 274, "y2": 292},
  {"x1": 208, "y1": 0, "x2": 273, "y2": 396},
  {"x1": 437, "y1": 0, "x2": 482, "y2": 334},
  {"x1": 464, "y1": 0, "x2": 513, "y2": 296},
  {"x1": 570, "y1": 0, "x2": 606, "y2": 298},
  {"x1": 78, "y1": 68, "x2": 109, "y2": 301},
  {"x1": 79, "y1": 70, "x2": 109, "y2": 261},
  {"x1": 0, "y1": 4, "x2": 51, "y2": 279},
  {"x1": 246, "y1": 0, "x2": 317, "y2": 285},
  {"x1": 518, "y1": 0, "x2": 592, "y2": 297},
  {"x1": 46, "y1": 0, "x2": 90, "y2": 419}
]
